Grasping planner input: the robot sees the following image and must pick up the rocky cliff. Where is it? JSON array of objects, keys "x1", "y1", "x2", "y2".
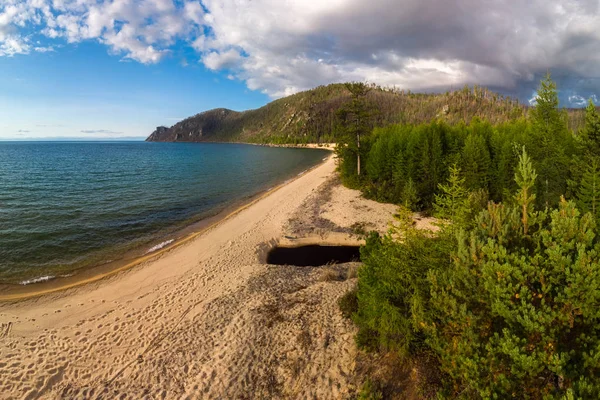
[{"x1": 147, "y1": 108, "x2": 244, "y2": 142}]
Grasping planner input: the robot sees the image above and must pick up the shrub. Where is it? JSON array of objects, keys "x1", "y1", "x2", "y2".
[
  {"x1": 427, "y1": 150, "x2": 600, "y2": 398},
  {"x1": 353, "y1": 149, "x2": 600, "y2": 398},
  {"x1": 353, "y1": 209, "x2": 453, "y2": 356},
  {"x1": 357, "y1": 378, "x2": 383, "y2": 400},
  {"x1": 338, "y1": 287, "x2": 359, "y2": 319}
]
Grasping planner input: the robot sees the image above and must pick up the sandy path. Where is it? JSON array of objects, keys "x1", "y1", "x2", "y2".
[{"x1": 0, "y1": 154, "x2": 398, "y2": 399}]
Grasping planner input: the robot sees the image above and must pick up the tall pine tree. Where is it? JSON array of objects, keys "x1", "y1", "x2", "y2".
[
  {"x1": 461, "y1": 133, "x2": 491, "y2": 191},
  {"x1": 433, "y1": 164, "x2": 470, "y2": 228},
  {"x1": 528, "y1": 72, "x2": 570, "y2": 207},
  {"x1": 514, "y1": 147, "x2": 538, "y2": 235},
  {"x1": 584, "y1": 98, "x2": 600, "y2": 154},
  {"x1": 530, "y1": 72, "x2": 564, "y2": 137},
  {"x1": 336, "y1": 82, "x2": 374, "y2": 180},
  {"x1": 578, "y1": 158, "x2": 600, "y2": 220}
]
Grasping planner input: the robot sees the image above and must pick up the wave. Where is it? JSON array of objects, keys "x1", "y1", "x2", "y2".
[
  {"x1": 145, "y1": 239, "x2": 175, "y2": 254},
  {"x1": 20, "y1": 275, "x2": 55, "y2": 285}
]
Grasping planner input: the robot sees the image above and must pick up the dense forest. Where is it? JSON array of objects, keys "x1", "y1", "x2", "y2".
[
  {"x1": 339, "y1": 75, "x2": 600, "y2": 398},
  {"x1": 146, "y1": 83, "x2": 590, "y2": 144},
  {"x1": 336, "y1": 75, "x2": 600, "y2": 216}
]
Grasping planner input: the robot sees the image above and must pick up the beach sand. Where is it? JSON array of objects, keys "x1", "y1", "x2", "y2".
[{"x1": 0, "y1": 154, "x2": 400, "y2": 399}]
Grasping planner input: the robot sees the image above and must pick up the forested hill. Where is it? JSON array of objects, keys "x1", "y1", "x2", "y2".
[{"x1": 145, "y1": 83, "x2": 585, "y2": 144}]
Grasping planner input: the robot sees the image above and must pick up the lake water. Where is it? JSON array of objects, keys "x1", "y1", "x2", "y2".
[{"x1": 0, "y1": 142, "x2": 328, "y2": 285}]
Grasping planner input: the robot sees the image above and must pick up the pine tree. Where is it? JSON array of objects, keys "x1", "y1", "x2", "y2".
[
  {"x1": 461, "y1": 133, "x2": 491, "y2": 190},
  {"x1": 427, "y1": 150, "x2": 600, "y2": 398},
  {"x1": 433, "y1": 164, "x2": 470, "y2": 227},
  {"x1": 354, "y1": 207, "x2": 453, "y2": 355},
  {"x1": 401, "y1": 178, "x2": 419, "y2": 210},
  {"x1": 584, "y1": 98, "x2": 600, "y2": 153},
  {"x1": 336, "y1": 82, "x2": 374, "y2": 179},
  {"x1": 578, "y1": 157, "x2": 600, "y2": 219},
  {"x1": 527, "y1": 73, "x2": 571, "y2": 207},
  {"x1": 416, "y1": 123, "x2": 446, "y2": 208},
  {"x1": 514, "y1": 147, "x2": 537, "y2": 235},
  {"x1": 530, "y1": 72, "x2": 564, "y2": 136}
]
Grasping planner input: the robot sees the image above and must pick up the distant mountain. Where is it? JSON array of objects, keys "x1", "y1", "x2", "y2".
[{"x1": 146, "y1": 83, "x2": 586, "y2": 144}]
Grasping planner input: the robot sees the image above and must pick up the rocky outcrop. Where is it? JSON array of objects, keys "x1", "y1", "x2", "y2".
[
  {"x1": 146, "y1": 108, "x2": 243, "y2": 142},
  {"x1": 146, "y1": 126, "x2": 169, "y2": 142}
]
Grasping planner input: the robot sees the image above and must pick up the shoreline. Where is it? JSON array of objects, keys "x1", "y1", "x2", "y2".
[
  {"x1": 0, "y1": 147, "x2": 334, "y2": 302},
  {"x1": 145, "y1": 140, "x2": 336, "y2": 151},
  {"x1": 0, "y1": 150, "x2": 403, "y2": 399}
]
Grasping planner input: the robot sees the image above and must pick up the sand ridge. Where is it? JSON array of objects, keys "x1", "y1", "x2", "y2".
[{"x1": 0, "y1": 154, "x2": 399, "y2": 399}]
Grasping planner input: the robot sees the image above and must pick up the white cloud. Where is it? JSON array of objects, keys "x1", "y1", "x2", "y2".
[
  {"x1": 2, "y1": 0, "x2": 600, "y2": 104},
  {"x1": 80, "y1": 129, "x2": 123, "y2": 134},
  {"x1": 568, "y1": 94, "x2": 587, "y2": 107},
  {"x1": 187, "y1": 0, "x2": 600, "y2": 101},
  {"x1": 569, "y1": 94, "x2": 600, "y2": 106},
  {"x1": 0, "y1": 0, "x2": 205, "y2": 64},
  {"x1": 529, "y1": 92, "x2": 539, "y2": 106},
  {"x1": 0, "y1": 35, "x2": 30, "y2": 56},
  {"x1": 34, "y1": 45, "x2": 55, "y2": 52},
  {"x1": 184, "y1": 1, "x2": 204, "y2": 24},
  {"x1": 202, "y1": 49, "x2": 242, "y2": 70}
]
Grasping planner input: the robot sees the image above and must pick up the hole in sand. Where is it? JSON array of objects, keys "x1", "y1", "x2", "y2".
[{"x1": 266, "y1": 245, "x2": 361, "y2": 266}]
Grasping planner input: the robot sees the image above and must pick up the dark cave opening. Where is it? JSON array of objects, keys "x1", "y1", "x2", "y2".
[{"x1": 266, "y1": 245, "x2": 361, "y2": 266}]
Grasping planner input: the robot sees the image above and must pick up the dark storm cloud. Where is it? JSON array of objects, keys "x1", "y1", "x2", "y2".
[
  {"x1": 193, "y1": 0, "x2": 600, "y2": 105},
  {"x1": 4, "y1": 0, "x2": 600, "y2": 105}
]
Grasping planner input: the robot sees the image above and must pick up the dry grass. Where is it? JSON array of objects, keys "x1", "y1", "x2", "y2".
[
  {"x1": 352, "y1": 350, "x2": 445, "y2": 400},
  {"x1": 320, "y1": 268, "x2": 345, "y2": 282},
  {"x1": 319, "y1": 263, "x2": 361, "y2": 283},
  {"x1": 347, "y1": 264, "x2": 359, "y2": 279}
]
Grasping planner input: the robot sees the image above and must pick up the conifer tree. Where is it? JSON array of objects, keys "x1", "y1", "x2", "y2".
[
  {"x1": 401, "y1": 178, "x2": 419, "y2": 210},
  {"x1": 528, "y1": 73, "x2": 570, "y2": 207},
  {"x1": 530, "y1": 72, "x2": 564, "y2": 136},
  {"x1": 433, "y1": 164, "x2": 470, "y2": 228},
  {"x1": 514, "y1": 147, "x2": 537, "y2": 234},
  {"x1": 584, "y1": 98, "x2": 600, "y2": 153},
  {"x1": 354, "y1": 207, "x2": 452, "y2": 355},
  {"x1": 416, "y1": 123, "x2": 446, "y2": 207},
  {"x1": 461, "y1": 133, "x2": 491, "y2": 190},
  {"x1": 427, "y1": 149, "x2": 600, "y2": 398},
  {"x1": 336, "y1": 82, "x2": 374, "y2": 179},
  {"x1": 578, "y1": 158, "x2": 600, "y2": 219}
]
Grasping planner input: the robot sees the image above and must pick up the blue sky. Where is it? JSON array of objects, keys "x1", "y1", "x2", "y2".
[
  {"x1": 0, "y1": 41, "x2": 268, "y2": 140},
  {"x1": 1, "y1": 0, "x2": 600, "y2": 140}
]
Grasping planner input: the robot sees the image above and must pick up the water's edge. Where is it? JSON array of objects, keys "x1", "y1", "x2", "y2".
[{"x1": 0, "y1": 149, "x2": 332, "y2": 300}]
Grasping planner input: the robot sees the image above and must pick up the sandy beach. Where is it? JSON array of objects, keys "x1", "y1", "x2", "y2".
[{"x1": 0, "y1": 154, "x2": 400, "y2": 399}]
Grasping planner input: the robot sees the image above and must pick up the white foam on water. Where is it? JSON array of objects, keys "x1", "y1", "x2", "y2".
[
  {"x1": 20, "y1": 275, "x2": 56, "y2": 285},
  {"x1": 145, "y1": 239, "x2": 175, "y2": 254}
]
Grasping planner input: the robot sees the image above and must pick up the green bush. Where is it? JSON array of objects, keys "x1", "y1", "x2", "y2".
[
  {"x1": 427, "y1": 150, "x2": 600, "y2": 398},
  {"x1": 353, "y1": 149, "x2": 600, "y2": 398},
  {"x1": 353, "y1": 209, "x2": 453, "y2": 356},
  {"x1": 357, "y1": 378, "x2": 383, "y2": 400},
  {"x1": 338, "y1": 287, "x2": 359, "y2": 319}
]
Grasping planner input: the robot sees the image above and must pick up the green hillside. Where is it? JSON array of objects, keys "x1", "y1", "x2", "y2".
[{"x1": 147, "y1": 83, "x2": 588, "y2": 144}]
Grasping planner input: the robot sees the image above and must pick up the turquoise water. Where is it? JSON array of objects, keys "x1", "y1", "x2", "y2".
[{"x1": 0, "y1": 142, "x2": 328, "y2": 285}]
